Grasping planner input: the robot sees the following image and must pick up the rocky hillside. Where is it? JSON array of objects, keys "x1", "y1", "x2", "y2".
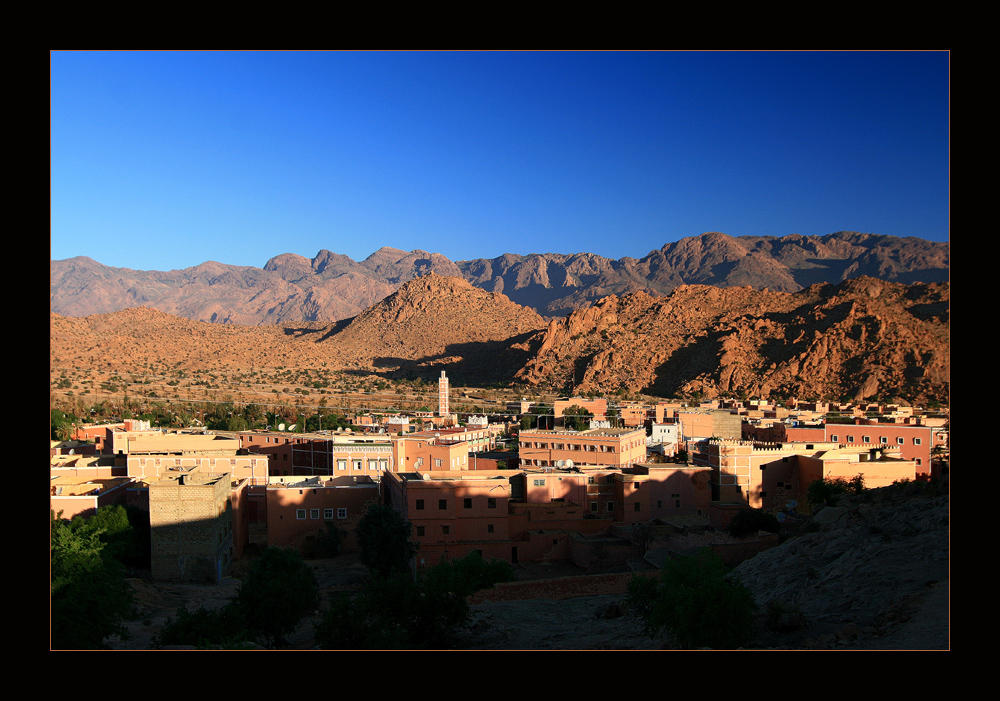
[
  {"x1": 50, "y1": 275, "x2": 549, "y2": 390},
  {"x1": 514, "y1": 276, "x2": 949, "y2": 405},
  {"x1": 733, "y1": 483, "x2": 949, "y2": 649},
  {"x1": 51, "y1": 232, "x2": 948, "y2": 324},
  {"x1": 51, "y1": 275, "x2": 948, "y2": 405},
  {"x1": 307, "y1": 273, "x2": 548, "y2": 380}
]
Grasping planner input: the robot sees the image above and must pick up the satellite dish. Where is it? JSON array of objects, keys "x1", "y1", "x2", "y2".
[
  {"x1": 278, "y1": 423, "x2": 286, "y2": 431},
  {"x1": 785, "y1": 499, "x2": 798, "y2": 509},
  {"x1": 776, "y1": 512, "x2": 787, "y2": 522},
  {"x1": 565, "y1": 459, "x2": 573, "y2": 468},
  {"x1": 556, "y1": 460, "x2": 565, "y2": 467}
]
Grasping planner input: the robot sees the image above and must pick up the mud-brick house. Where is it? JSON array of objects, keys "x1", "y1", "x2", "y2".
[
  {"x1": 265, "y1": 475, "x2": 380, "y2": 555},
  {"x1": 382, "y1": 470, "x2": 516, "y2": 568},
  {"x1": 147, "y1": 467, "x2": 250, "y2": 582}
]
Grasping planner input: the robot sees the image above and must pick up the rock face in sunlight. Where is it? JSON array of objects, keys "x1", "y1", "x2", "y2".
[{"x1": 513, "y1": 277, "x2": 949, "y2": 406}]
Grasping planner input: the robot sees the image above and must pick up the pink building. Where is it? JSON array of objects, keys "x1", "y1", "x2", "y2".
[
  {"x1": 265, "y1": 475, "x2": 380, "y2": 555},
  {"x1": 383, "y1": 469, "x2": 515, "y2": 568},
  {"x1": 50, "y1": 475, "x2": 135, "y2": 520},
  {"x1": 823, "y1": 421, "x2": 933, "y2": 478},
  {"x1": 519, "y1": 427, "x2": 647, "y2": 468},
  {"x1": 692, "y1": 439, "x2": 918, "y2": 515}
]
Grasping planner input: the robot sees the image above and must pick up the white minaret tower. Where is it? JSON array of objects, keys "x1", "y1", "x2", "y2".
[{"x1": 438, "y1": 371, "x2": 449, "y2": 416}]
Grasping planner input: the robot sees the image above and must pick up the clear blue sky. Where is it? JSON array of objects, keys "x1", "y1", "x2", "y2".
[{"x1": 51, "y1": 50, "x2": 949, "y2": 272}]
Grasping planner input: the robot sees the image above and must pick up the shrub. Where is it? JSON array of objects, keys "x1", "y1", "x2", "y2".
[
  {"x1": 806, "y1": 474, "x2": 866, "y2": 507},
  {"x1": 153, "y1": 604, "x2": 251, "y2": 649},
  {"x1": 627, "y1": 548, "x2": 757, "y2": 649},
  {"x1": 235, "y1": 547, "x2": 319, "y2": 647}
]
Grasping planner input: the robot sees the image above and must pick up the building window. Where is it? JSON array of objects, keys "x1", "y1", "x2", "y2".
[
  {"x1": 830, "y1": 434, "x2": 838, "y2": 442},
  {"x1": 324, "y1": 509, "x2": 334, "y2": 520},
  {"x1": 416, "y1": 526, "x2": 425, "y2": 537},
  {"x1": 439, "y1": 499, "x2": 447, "y2": 510},
  {"x1": 310, "y1": 509, "x2": 320, "y2": 519},
  {"x1": 338, "y1": 460, "x2": 346, "y2": 471},
  {"x1": 353, "y1": 460, "x2": 363, "y2": 470},
  {"x1": 607, "y1": 502, "x2": 615, "y2": 512},
  {"x1": 464, "y1": 498, "x2": 472, "y2": 509},
  {"x1": 863, "y1": 436, "x2": 870, "y2": 443},
  {"x1": 415, "y1": 499, "x2": 424, "y2": 510},
  {"x1": 442, "y1": 525, "x2": 450, "y2": 535},
  {"x1": 897, "y1": 437, "x2": 905, "y2": 445},
  {"x1": 847, "y1": 435, "x2": 854, "y2": 443},
  {"x1": 914, "y1": 438, "x2": 922, "y2": 445},
  {"x1": 488, "y1": 498, "x2": 496, "y2": 509},
  {"x1": 880, "y1": 437, "x2": 888, "y2": 444},
  {"x1": 337, "y1": 508, "x2": 347, "y2": 519},
  {"x1": 634, "y1": 502, "x2": 641, "y2": 512},
  {"x1": 487, "y1": 524, "x2": 494, "y2": 534},
  {"x1": 296, "y1": 509, "x2": 306, "y2": 520},
  {"x1": 590, "y1": 502, "x2": 597, "y2": 512},
  {"x1": 533, "y1": 479, "x2": 545, "y2": 486}
]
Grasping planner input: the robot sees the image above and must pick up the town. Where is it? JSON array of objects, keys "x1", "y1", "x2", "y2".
[{"x1": 51, "y1": 370, "x2": 948, "y2": 583}]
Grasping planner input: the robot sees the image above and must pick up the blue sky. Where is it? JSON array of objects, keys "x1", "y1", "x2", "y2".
[{"x1": 51, "y1": 51, "x2": 949, "y2": 272}]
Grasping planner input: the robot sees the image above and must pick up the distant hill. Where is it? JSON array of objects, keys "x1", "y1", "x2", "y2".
[{"x1": 51, "y1": 232, "x2": 948, "y2": 324}]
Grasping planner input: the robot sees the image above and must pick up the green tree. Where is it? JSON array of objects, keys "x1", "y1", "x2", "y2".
[
  {"x1": 315, "y1": 552, "x2": 514, "y2": 650},
  {"x1": 355, "y1": 504, "x2": 419, "y2": 579},
  {"x1": 235, "y1": 547, "x2": 319, "y2": 648},
  {"x1": 806, "y1": 474, "x2": 865, "y2": 507},
  {"x1": 153, "y1": 604, "x2": 251, "y2": 649},
  {"x1": 627, "y1": 548, "x2": 757, "y2": 649},
  {"x1": 420, "y1": 551, "x2": 515, "y2": 600},
  {"x1": 561, "y1": 404, "x2": 593, "y2": 431},
  {"x1": 51, "y1": 510, "x2": 135, "y2": 649}
]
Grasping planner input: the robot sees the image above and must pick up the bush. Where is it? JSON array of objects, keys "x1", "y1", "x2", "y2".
[
  {"x1": 807, "y1": 474, "x2": 866, "y2": 507},
  {"x1": 315, "y1": 552, "x2": 515, "y2": 650},
  {"x1": 153, "y1": 604, "x2": 252, "y2": 649},
  {"x1": 420, "y1": 551, "x2": 515, "y2": 599},
  {"x1": 235, "y1": 547, "x2": 319, "y2": 647},
  {"x1": 627, "y1": 548, "x2": 757, "y2": 649}
]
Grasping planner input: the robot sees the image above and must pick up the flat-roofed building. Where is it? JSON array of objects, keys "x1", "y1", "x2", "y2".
[
  {"x1": 50, "y1": 474, "x2": 135, "y2": 520},
  {"x1": 692, "y1": 439, "x2": 917, "y2": 514},
  {"x1": 383, "y1": 469, "x2": 515, "y2": 568},
  {"x1": 265, "y1": 475, "x2": 380, "y2": 555},
  {"x1": 518, "y1": 427, "x2": 647, "y2": 468},
  {"x1": 148, "y1": 467, "x2": 250, "y2": 582}
]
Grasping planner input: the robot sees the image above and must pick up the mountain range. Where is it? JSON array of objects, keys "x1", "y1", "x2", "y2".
[
  {"x1": 50, "y1": 231, "x2": 949, "y2": 324},
  {"x1": 50, "y1": 270, "x2": 949, "y2": 405}
]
